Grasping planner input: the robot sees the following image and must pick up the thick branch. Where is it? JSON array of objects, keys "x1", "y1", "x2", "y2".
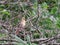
[{"x1": 40, "y1": 34, "x2": 60, "y2": 44}]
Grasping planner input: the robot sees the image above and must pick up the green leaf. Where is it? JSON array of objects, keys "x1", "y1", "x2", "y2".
[
  {"x1": 56, "y1": 19, "x2": 60, "y2": 28},
  {"x1": 42, "y1": 2, "x2": 48, "y2": 9},
  {"x1": 13, "y1": 18, "x2": 19, "y2": 26},
  {"x1": 2, "y1": 10, "x2": 10, "y2": 15},
  {"x1": 50, "y1": 7, "x2": 58, "y2": 14},
  {"x1": 0, "y1": 5, "x2": 5, "y2": 10},
  {"x1": 12, "y1": 35, "x2": 28, "y2": 45},
  {"x1": 1, "y1": 10, "x2": 10, "y2": 20},
  {"x1": 2, "y1": 14, "x2": 7, "y2": 20},
  {"x1": 26, "y1": 34, "x2": 32, "y2": 45},
  {"x1": 33, "y1": 33, "x2": 40, "y2": 38},
  {"x1": 44, "y1": 32, "x2": 48, "y2": 37}
]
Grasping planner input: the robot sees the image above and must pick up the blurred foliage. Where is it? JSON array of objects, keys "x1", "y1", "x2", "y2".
[{"x1": 0, "y1": 0, "x2": 59, "y2": 45}]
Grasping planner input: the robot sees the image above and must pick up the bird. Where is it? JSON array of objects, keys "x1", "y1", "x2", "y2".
[{"x1": 15, "y1": 17, "x2": 26, "y2": 36}]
